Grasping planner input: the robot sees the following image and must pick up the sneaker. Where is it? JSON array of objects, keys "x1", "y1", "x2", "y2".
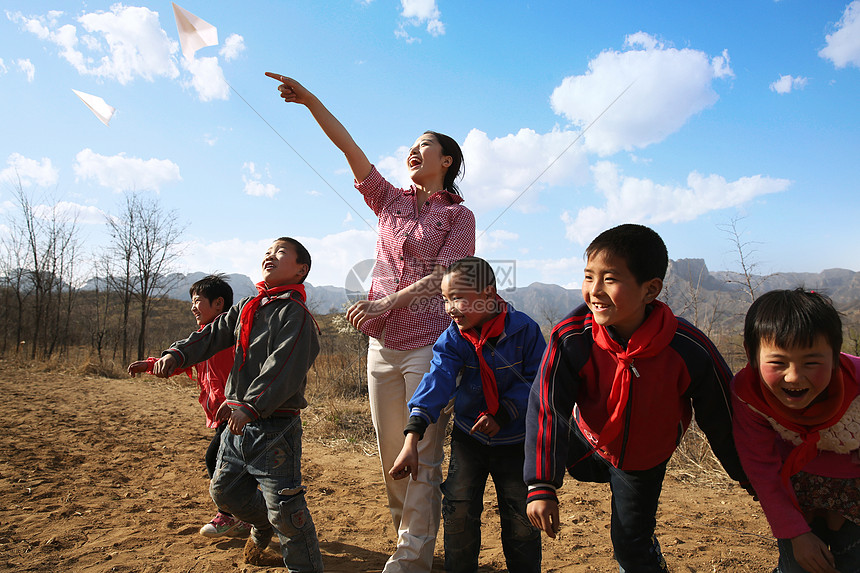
[
  {"x1": 199, "y1": 511, "x2": 247, "y2": 538},
  {"x1": 225, "y1": 520, "x2": 252, "y2": 538}
]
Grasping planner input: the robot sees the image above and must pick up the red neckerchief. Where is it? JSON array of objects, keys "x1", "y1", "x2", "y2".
[
  {"x1": 459, "y1": 296, "x2": 507, "y2": 419},
  {"x1": 238, "y1": 282, "x2": 306, "y2": 368},
  {"x1": 591, "y1": 300, "x2": 678, "y2": 449},
  {"x1": 733, "y1": 354, "x2": 857, "y2": 497}
]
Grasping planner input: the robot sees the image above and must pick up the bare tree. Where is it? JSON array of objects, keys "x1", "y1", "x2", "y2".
[
  {"x1": 718, "y1": 216, "x2": 774, "y2": 303},
  {"x1": 5, "y1": 184, "x2": 82, "y2": 359},
  {"x1": 105, "y1": 192, "x2": 185, "y2": 361},
  {"x1": 104, "y1": 198, "x2": 137, "y2": 363}
]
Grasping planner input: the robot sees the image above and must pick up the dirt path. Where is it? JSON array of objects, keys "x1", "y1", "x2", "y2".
[{"x1": 0, "y1": 361, "x2": 775, "y2": 572}]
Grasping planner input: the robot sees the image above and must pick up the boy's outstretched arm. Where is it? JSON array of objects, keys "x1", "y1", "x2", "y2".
[
  {"x1": 527, "y1": 499, "x2": 560, "y2": 539},
  {"x1": 127, "y1": 359, "x2": 153, "y2": 377},
  {"x1": 389, "y1": 432, "x2": 420, "y2": 481},
  {"x1": 151, "y1": 354, "x2": 178, "y2": 378},
  {"x1": 266, "y1": 73, "x2": 372, "y2": 184}
]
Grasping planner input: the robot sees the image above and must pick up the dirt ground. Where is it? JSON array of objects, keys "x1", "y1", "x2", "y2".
[{"x1": 0, "y1": 360, "x2": 777, "y2": 572}]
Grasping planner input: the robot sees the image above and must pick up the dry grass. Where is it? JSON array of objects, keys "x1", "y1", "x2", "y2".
[
  {"x1": 2, "y1": 343, "x2": 734, "y2": 484},
  {"x1": 668, "y1": 422, "x2": 734, "y2": 488}
]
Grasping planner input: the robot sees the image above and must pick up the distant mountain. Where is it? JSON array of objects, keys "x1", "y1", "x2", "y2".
[
  {"x1": 80, "y1": 272, "x2": 352, "y2": 315},
  {"x1": 78, "y1": 260, "x2": 860, "y2": 330}
]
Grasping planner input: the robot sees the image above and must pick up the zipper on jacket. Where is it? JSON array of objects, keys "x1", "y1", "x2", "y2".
[{"x1": 618, "y1": 362, "x2": 639, "y2": 466}]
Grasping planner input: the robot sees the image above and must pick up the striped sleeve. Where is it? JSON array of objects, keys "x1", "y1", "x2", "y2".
[{"x1": 524, "y1": 309, "x2": 589, "y2": 501}]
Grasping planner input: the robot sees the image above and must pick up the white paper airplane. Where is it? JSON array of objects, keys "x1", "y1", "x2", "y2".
[
  {"x1": 172, "y1": 3, "x2": 218, "y2": 60},
  {"x1": 72, "y1": 89, "x2": 115, "y2": 126}
]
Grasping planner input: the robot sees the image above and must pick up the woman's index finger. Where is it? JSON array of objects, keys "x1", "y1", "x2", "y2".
[{"x1": 265, "y1": 72, "x2": 286, "y2": 82}]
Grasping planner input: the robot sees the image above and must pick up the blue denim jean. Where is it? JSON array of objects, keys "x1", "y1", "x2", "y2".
[
  {"x1": 441, "y1": 430, "x2": 541, "y2": 573},
  {"x1": 777, "y1": 517, "x2": 860, "y2": 573},
  {"x1": 568, "y1": 425, "x2": 669, "y2": 573},
  {"x1": 210, "y1": 416, "x2": 323, "y2": 573}
]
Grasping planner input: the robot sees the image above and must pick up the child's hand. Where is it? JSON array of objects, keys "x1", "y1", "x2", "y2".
[
  {"x1": 470, "y1": 414, "x2": 500, "y2": 437},
  {"x1": 215, "y1": 401, "x2": 232, "y2": 422},
  {"x1": 127, "y1": 360, "x2": 151, "y2": 377},
  {"x1": 265, "y1": 73, "x2": 312, "y2": 105},
  {"x1": 527, "y1": 499, "x2": 560, "y2": 539},
  {"x1": 228, "y1": 409, "x2": 252, "y2": 435},
  {"x1": 389, "y1": 433, "x2": 420, "y2": 481},
  {"x1": 151, "y1": 354, "x2": 177, "y2": 378},
  {"x1": 790, "y1": 532, "x2": 838, "y2": 573}
]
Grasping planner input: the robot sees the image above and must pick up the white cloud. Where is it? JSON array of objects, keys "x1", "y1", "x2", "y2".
[
  {"x1": 819, "y1": 1, "x2": 860, "y2": 69},
  {"x1": 177, "y1": 229, "x2": 378, "y2": 288},
  {"x1": 342, "y1": 211, "x2": 354, "y2": 225},
  {"x1": 9, "y1": 6, "x2": 179, "y2": 84},
  {"x1": 516, "y1": 256, "x2": 587, "y2": 290},
  {"x1": 73, "y1": 148, "x2": 181, "y2": 192},
  {"x1": 0, "y1": 58, "x2": 7, "y2": 74},
  {"x1": 242, "y1": 162, "x2": 280, "y2": 198},
  {"x1": 550, "y1": 32, "x2": 733, "y2": 156},
  {"x1": 219, "y1": 34, "x2": 245, "y2": 61},
  {"x1": 1, "y1": 153, "x2": 59, "y2": 188},
  {"x1": 476, "y1": 229, "x2": 519, "y2": 253},
  {"x1": 181, "y1": 56, "x2": 229, "y2": 101},
  {"x1": 397, "y1": 0, "x2": 445, "y2": 40},
  {"x1": 461, "y1": 128, "x2": 591, "y2": 214},
  {"x1": 15, "y1": 58, "x2": 35, "y2": 81},
  {"x1": 561, "y1": 161, "x2": 791, "y2": 244},
  {"x1": 769, "y1": 74, "x2": 808, "y2": 94},
  {"x1": 375, "y1": 127, "x2": 590, "y2": 215},
  {"x1": 32, "y1": 201, "x2": 105, "y2": 225}
]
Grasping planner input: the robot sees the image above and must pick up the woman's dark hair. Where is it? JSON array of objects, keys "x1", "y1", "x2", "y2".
[
  {"x1": 744, "y1": 288, "x2": 843, "y2": 363},
  {"x1": 425, "y1": 131, "x2": 464, "y2": 197}
]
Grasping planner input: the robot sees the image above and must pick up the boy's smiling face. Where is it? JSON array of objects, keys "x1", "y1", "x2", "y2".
[
  {"x1": 191, "y1": 294, "x2": 223, "y2": 326},
  {"x1": 756, "y1": 336, "x2": 835, "y2": 409},
  {"x1": 441, "y1": 271, "x2": 497, "y2": 332},
  {"x1": 262, "y1": 240, "x2": 307, "y2": 287},
  {"x1": 581, "y1": 250, "x2": 662, "y2": 340}
]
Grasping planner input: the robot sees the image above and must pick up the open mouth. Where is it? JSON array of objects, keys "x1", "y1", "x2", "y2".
[{"x1": 782, "y1": 387, "x2": 809, "y2": 399}]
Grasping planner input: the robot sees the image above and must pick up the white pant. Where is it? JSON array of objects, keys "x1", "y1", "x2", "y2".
[{"x1": 368, "y1": 337, "x2": 450, "y2": 573}]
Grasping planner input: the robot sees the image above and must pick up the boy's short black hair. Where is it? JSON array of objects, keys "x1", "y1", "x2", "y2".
[
  {"x1": 190, "y1": 273, "x2": 233, "y2": 308},
  {"x1": 445, "y1": 256, "x2": 496, "y2": 292},
  {"x1": 276, "y1": 236, "x2": 312, "y2": 284},
  {"x1": 585, "y1": 224, "x2": 668, "y2": 284},
  {"x1": 744, "y1": 288, "x2": 842, "y2": 363}
]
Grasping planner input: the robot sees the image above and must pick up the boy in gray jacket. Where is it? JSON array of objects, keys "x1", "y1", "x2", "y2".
[{"x1": 150, "y1": 237, "x2": 322, "y2": 572}]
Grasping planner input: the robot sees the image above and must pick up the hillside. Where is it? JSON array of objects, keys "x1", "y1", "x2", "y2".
[{"x1": 138, "y1": 261, "x2": 860, "y2": 331}]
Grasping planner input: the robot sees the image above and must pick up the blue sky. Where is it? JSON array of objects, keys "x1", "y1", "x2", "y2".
[{"x1": 1, "y1": 1, "x2": 859, "y2": 290}]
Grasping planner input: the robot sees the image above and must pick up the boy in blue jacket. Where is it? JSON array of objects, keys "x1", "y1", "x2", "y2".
[{"x1": 390, "y1": 256, "x2": 544, "y2": 573}]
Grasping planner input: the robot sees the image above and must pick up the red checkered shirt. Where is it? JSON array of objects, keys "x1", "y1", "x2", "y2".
[{"x1": 356, "y1": 166, "x2": 475, "y2": 350}]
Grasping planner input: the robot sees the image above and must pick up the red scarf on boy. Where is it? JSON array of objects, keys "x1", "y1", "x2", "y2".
[
  {"x1": 733, "y1": 354, "x2": 857, "y2": 495},
  {"x1": 590, "y1": 300, "x2": 678, "y2": 449},
  {"x1": 459, "y1": 297, "x2": 507, "y2": 419},
  {"x1": 238, "y1": 282, "x2": 306, "y2": 367}
]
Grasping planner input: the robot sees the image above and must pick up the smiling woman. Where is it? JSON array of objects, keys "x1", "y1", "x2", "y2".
[{"x1": 268, "y1": 74, "x2": 475, "y2": 573}]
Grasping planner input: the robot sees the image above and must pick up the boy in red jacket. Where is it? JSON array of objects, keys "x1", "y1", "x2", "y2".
[
  {"x1": 524, "y1": 224, "x2": 749, "y2": 572},
  {"x1": 128, "y1": 274, "x2": 250, "y2": 538}
]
